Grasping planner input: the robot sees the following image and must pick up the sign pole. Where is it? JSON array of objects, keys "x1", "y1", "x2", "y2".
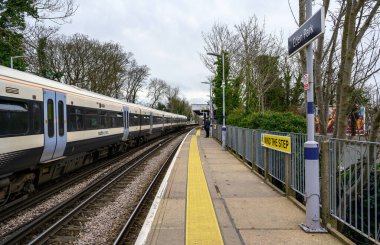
[{"x1": 299, "y1": 0, "x2": 326, "y2": 233}]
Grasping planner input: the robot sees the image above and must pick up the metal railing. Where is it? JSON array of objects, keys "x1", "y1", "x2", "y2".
[
  {"x1": 212, "y1": 124, "x2": 379, "y2": 243},
  {"x1": 329, "y1": 139, "x2": 379, "y2": 243}
]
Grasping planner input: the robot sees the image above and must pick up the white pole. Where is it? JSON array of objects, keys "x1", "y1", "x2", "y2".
[
  {"x1": 300, "y1": 0, "x2": 326, "y2": 233},
  {"x1": 209, "y1": 82, "x2": 213, "y2": 137},
  {"x1": 221, "y1": 52, "x2": 226, "y2": 150}
]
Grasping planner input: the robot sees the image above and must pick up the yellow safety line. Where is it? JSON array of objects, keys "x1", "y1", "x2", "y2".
[
  {"x1": 186, "y1": 135, "x2": 224, "y2": 245},
  {"x1": 196, "y1": 128, "x2": 201, "y2": 136}
]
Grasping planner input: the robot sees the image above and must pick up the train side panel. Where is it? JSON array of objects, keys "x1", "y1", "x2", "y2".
[
  {"x1": 0, "y1": 76, "x2": 44, "y2": 176},
  {"x1": 64, "y1": 93, "x2": 124, "y2": 156}
]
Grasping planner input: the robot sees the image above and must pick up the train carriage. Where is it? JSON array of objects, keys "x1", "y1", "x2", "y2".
[{"x1": 0, "y1": 65, "x2": 187, "y2": 204}]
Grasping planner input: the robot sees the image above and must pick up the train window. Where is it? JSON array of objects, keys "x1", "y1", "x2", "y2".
[
  {"x1": 85, "y1": 109, "x2": 98, "y2": 129},
  {"x1": 110, "y1": 112, "x2": 116, "y2": 127},
  {"x1": 58, "y1": 101, "x2": 64, "y2": 136},
  {"x1": 68, "y1": 107, "x2": 84, "y2": 131},
  {"x1": 105, "y1": 112, "x2": 111, "y2": 128},
  {"x1": 67, "y1": 107, "x2": 75, "y2": 131},
  {"x1": 47, "y1": 99, "x2": 54, "y2": 137},
  {"x1": 76, "y1": 109, "x2": 84, "y2": 130},
  {"x1": 153, "y1": 116, "x2": 162, "y2": 124},
  {"x1": 0, "y1": 100, "x2": 29, "y2": 136},
  {"x1": 116, "y1": 112, "x2": 123, "y2": 127},
  {"x1": 142, "y1": 115, "x2": 150, "y2": 125},
  {"x1": 129, "y1": 113, "x2": 140, "y2": 127},
  {"x1": 99, "y1": 110, "x2": 107, "y2": 128},
  {"x1": 33, "y1": 102, "x2": 42, "y2": 134}
]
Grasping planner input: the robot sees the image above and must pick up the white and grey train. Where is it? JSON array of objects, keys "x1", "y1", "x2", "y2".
[{"x1": 0, "y1": 65, "x2": 187, "y2": 204}]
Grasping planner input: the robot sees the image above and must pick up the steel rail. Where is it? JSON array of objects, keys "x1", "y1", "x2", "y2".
[
  {"x1": 1, "y1": 133, "x2": 179, "y2": 245},
  {"x1": 113, "y1": 142, "x2": 180, "y2": 244},
  {"x1": 0, "y1": 137, "x2": 166, "y2": 223}
]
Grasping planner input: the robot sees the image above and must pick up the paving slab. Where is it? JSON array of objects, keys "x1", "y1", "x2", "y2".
[
  {"x1": 144, "y1": 129, "x2": 343, "y2": 245},
  {"x1": 197, "y1": 132, "x2": 342, "y2": 244},
  {"x1": 241, "y1": 229, "x2": 342, "y2": 245}
]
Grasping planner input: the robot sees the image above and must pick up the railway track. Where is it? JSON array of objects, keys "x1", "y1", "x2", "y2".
[
  {"x1": 0, "y1": 138, "x2": 164, "y2": 223},
  {"x1": 0, "y1": 130, "x2": 187, "y2": 244},
  {"x1": 113, "y1": 138, "x2": 180, "y2": 245}
]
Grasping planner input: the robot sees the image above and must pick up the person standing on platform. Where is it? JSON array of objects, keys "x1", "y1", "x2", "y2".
[{"x1": 204, "y1": 118, "x2": 210, "y2": 137}]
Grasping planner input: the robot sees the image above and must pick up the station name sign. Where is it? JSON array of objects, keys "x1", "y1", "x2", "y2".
[
  {"x1": 261, "y1": 133, "x2": 291, "y2": 154},
  {"x1": 288, "y1": 8, "x2": 325, "y2": 56}
]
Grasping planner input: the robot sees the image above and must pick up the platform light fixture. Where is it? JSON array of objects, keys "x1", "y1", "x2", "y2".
[
  {"x1": 207, "y1": 52, "x2": 226, "y2": 150},
  {"x1": 10, "y1": 55, "x2": 27, "y2": 69}
]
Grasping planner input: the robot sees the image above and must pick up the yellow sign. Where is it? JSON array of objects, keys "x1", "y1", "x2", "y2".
[{"x1": 261, "y1": 133, "x2": 291, "y2": 154}]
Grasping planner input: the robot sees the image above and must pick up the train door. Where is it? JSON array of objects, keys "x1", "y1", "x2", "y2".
[
  {"x1": 122, "y1": 106, "x2": 129, "y2": 141},
  {"x1": 40, "y1": 90, "x2": 67, "y2": 162},
  {"x1": 53, "y1": 93, "x2": 67, "y2": 158}
]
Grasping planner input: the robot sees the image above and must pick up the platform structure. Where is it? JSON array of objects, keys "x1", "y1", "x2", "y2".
[{"x1": 137, "y1": 129, "x2": 343, "y2": 245}]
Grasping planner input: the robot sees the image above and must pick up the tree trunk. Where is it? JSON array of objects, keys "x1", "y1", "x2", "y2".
[
  {"x1": 334, "y1": 0, "x2": 354, "y2": 139},
  {"x1": 298, "y1": 0, "x2": 307, "y2": 75},
  {"x1": 334, "y1": 1, "x2": 380, "y2": 139},
  {"x1": 315, "y1": 0, "x2": 330, "y2": 135},
  {"x1": 369, "y1": 107, "x2": 380, "y2": 142}
]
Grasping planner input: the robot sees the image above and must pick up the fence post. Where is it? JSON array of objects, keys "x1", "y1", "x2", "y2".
[
  {"x1": 235, "y1": 127, "x2": 238, "y2": 153},
  {"x1": 264, "y1": 147, "x2": 268, "y2": 181},
  {"x1": 242, "y1": 128, "x2": 246, "y2": 162},
  {"x1": 227, "y1": 127, "x2": 229, "y2": 148},
  {"x1": 252, "y1": 131, "x2": 255, "y2": 164},
  {"x1": 228, "y1": 127, "x2": 231, "y2": 148},
  {"x1": 320, "y1": 140, "x2": 336, "y2": 228},
  {"x1": 251, "y1": 130, "x2": 256, "y2": 172},
  {"x1": 285, "y1": 150, "x2": 294, "y2": 197}
]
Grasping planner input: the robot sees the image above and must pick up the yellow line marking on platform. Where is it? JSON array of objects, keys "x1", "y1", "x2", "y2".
[
  {"x1": 186, "y1": 135, "x2": 223, "y2": 245},
  {"x1": 196, "y1": 129, "x2": 201, "y2": 136}
]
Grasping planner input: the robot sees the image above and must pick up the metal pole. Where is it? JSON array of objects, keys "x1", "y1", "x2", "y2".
[
  {"x1": 221, "y1": 52, "x2": 226, "y2": 150},
  {"x1": 300, "y1": 0, "x2": 326, "y2": 233},
  {"x1": 10, "y1": 55, "x2": 26, "y2": 69},
  {"x1": 209, "y1": 82, "x2": 213, "y2": 137}
]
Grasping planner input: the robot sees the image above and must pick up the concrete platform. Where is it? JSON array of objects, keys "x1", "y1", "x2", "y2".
[{"x1": 139, "y1": 129, "x2": 343, "y2": 245}]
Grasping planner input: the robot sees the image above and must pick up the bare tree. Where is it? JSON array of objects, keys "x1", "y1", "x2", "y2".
[
  {"x1": 88, "y1": 42, "x2": 130, "y2": 98},
  {"x1": 200, "y1": 23, "x2": 238, "y2": 74},
  {"x1": 23, "y1": 25, "x2": 60, "y2": 74},
  {"x1": 334, "y1": 1, "x2": 380, "y2": 139},
  {"x1": 166, "y1": 86, "x2": 180, "y2": 112},
  {"x1": 32, "y1": 0, "x2": 77, "y2": 24},
  {"x1": 313, "y1": 0, "x2": 346, "y2": 135},
  {"x1": 147, "y1": 78, "x2": 168, "y2": 108},
  {"x1": 122, "y1": 59, "x2": 150, "y2": 103},
  {"x1": 26, "y1": 33, "x2": 137, "y2": 98},
  {"x1": 235, "y1": 17, "x2": 283, "y2": 112}
]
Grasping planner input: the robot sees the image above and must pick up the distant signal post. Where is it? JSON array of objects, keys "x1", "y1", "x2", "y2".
[{"x1": 288, "y1": 2, "x2": 327, "y2": 233}]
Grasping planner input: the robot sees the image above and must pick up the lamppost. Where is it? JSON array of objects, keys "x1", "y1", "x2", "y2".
[
  {"x1": 207, "y1": 52, "x2": 226, "y2": 150},
  {"x1": 201, "y1": 81, "x2": 213, "y2": 137},
  {"x1": 10, "y1": 55, "x2": 27, "y2": 69}
]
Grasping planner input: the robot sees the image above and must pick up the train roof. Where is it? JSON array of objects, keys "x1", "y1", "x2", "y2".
[
  {"x1": 0, "y1": 65, "x2": 187, "y2": 119},
  {"x1": 0, "y1": 65, "x2": 128, "y2": 106}
]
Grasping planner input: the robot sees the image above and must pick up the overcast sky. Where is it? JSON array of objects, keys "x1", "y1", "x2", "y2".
[{"x1": 59, "y1": 0, "x2": 300, "y2": 105}]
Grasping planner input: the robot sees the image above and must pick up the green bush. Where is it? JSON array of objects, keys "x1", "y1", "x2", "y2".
[{"x1": 227, "y1": 109, "x2": 306, "y2": 133}]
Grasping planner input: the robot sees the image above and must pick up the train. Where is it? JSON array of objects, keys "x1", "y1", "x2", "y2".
[{"x1": 0, "y1": 65, "x2": 187, "y2": 204}]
